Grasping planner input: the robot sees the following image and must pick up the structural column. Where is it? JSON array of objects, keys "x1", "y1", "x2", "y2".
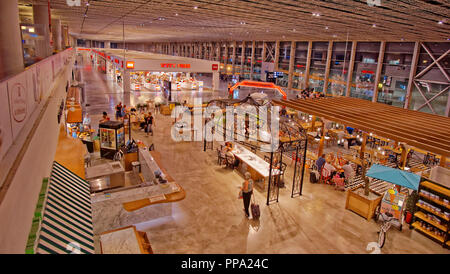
[
  {"x1": 240, "y1": 41, "x2": 246, "y2": 76},
  {"x1": 52, "y1": 18, "x2": 62, "y2": 51},
  {"x1": 345, "y1": 41, "x2": 357, "y2": 97},
  {"x1": 274, "y1": 41, "x2": 280, "y2": 71},
  {"x1": 304, "y1": 41, "x2": 313, "y2": 89},
  {"x1": 33, "y1": 3, "x2": 52, "y2": 58},
  {"x1": 323, "y1": 41, "x2": 333, "y2": 95},
  {"x1": 231, "y1": 41, "x2": 237, "y2": 75},
  {"x1": 0, "y1": 0, "x2": 24, "y2": 80},
  {"x1": 404, "y1": 42, "x2": 420, "y2": 109},
  {"x1": 287, "y1": 41, "x2": 296, "y2": 90},
  {"x1": 105, "y1": 41, "x2": 111, "y2": 48},
  {"x1": 250, "y1": 41, "x2": 256, "y2": 80},
  {"x1": 372, "y1": 41, "x2": 386, "y2": 102}
]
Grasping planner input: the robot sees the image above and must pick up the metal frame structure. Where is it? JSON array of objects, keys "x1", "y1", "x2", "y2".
[{"x1": 205, "y1": 95, "x2": 308, "y2": 205}]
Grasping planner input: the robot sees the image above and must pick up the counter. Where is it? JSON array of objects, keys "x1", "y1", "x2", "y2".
[{"x1": 99, "y1": 225, "x2": 152, "y2": 254}]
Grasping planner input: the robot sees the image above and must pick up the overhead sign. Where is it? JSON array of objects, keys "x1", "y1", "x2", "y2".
[
  {"x1": 160, "y1": 63, "x2": 191, "y2": 69},
  {"x1": 126, "y1": 61, "x2": 135, "y2": 69},
  {"x1": 212, "y1": 64, "x2": 218, "y2": 71}
]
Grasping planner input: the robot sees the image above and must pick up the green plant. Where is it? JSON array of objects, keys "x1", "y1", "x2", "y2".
[{"x1": 405, "y1": 190, "x2": 419, "y2": 213}]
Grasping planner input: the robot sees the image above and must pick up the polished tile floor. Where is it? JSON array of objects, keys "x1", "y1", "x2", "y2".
[{"x1": 78, "y1": 55, "x2": 450, "y2": 254}]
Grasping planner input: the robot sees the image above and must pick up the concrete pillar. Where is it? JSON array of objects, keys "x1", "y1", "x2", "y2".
[
  {"x1": 33, "y1": 3, "x2": 52, "y2": 58},
  {"x1": 0, "y1": 0, "x2": 24, "y2": 80},
  {"x1": 62, "y1": 25, "x2": 69, "y2": 49},
  {"x1": 123, "y1": 69, "x2": 131, "y2": 93},
  {"x1": 404, "y1": 42, "x2": 420, "y2": 109},
  {"x1": 305, "y1": 41, "x2": 313, "y2": 89},
  {"x1": 287, "y1": 41, "x2": 296, "y2": 90},
  {"x1": 372, "y1": 41, "x2": 386, "y2": 102},
  {"x1": 212, "y1": 72, "x2": 220, "y2": 91},
  {"x1": 52, "y1": 18, "x2": 62, "y2": 51},
  {"x1": 323, "y1": 41, "x2": 333, "y2": 95},
  {"x1": 345, "y1": 42, "x2": 357, "y2": 97},
  {"x1": 105, "y1": 41, "x2": 111, "y2": 48}
]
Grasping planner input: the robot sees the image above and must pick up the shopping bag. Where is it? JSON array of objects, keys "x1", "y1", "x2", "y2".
[{"x1": 238, "y1": 190, "x2": 243, "y2": 199}]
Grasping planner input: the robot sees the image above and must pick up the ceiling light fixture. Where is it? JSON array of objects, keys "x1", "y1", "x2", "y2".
[
  {"x1": 437, "y1": 21, "x2": 443, "y2": 25},
  {"x1": 372, "y1": 24, "x2": 376, "y2": 27},
  {"x1": 325, "y1": 26, "x2": 329, "y2": 30},
  {"x1": 194, "y1": 6, "x2": 198, "y2": 9},
  {"x1": 175, "y1": 13, "x2": 178, "y2": 16}
]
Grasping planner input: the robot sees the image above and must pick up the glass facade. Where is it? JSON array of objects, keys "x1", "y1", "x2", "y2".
[
  {"x1": 253, "y1": 42, "x2": 263, "y2": 81},
  {"x1": 350, "y1": 42, "x2": 380, "y2": 101},
  {"x1": 409, "y1": 42, "x2": 450, "y2": 116},
  {"x1": 376, "y1": 42, "x2": 414, "y2": 107},
  {"x1": 309, "y1": 42, "x2": 328, "y2": 92},
  {"x1": 162, "y1": 40, "x2": 449, "y2": 116},
  {"x1": 276, "y1": 42, "x2": 291, "y2": 87},
  {"x1": 242, "y1": 43, "x2": 252, "y2": 79},
  {"x1": 327, "y1": 42, "x2": 352, "y2": 96},
  {"x1": 293, "y1": 42, "x2": 308, "y2": 90}
]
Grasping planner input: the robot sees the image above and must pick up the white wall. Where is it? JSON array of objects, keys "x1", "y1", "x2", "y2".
[{"x1": 0, "y1": 50, "x2": 74, "y2": 253}]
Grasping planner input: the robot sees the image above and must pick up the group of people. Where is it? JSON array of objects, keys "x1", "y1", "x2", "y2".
[
  {"x1": 115, "y1": 102, "x2": 130, "y2": 121},
  {"x1": 315, "y1": 153, "x2": 354, "y2": 187},
  {"x1": 296, "y1": 88, "x2": 325, "y2": 99},
  {"x1": 138, "y1": 112, "x2": 155, "y2": 136}
]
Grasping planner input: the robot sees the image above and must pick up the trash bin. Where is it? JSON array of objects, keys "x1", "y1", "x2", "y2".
[{"x1": 132, "y1": 161, "x2": 140, "y2": 176}]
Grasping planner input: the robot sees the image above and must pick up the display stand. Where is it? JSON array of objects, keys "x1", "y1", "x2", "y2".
[
  {"x1": 411, "y1": 179, "x2": 450, "y2": 248},
  {"x1": 99, "y1": 121, "x2": 125, "y2": 159}
]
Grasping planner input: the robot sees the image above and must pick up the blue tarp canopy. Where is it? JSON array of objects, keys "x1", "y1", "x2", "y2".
[{"x1": 366, "y1": 164, "x2": 420, "y2": 191}]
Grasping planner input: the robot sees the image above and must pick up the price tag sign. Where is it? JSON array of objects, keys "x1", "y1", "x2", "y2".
[
  {"x1": 388, "y1": 189, "x2": 395, "y2": 194},
  {"x1": 392, "y1": 204, "x2": 399, "y2": 211}
]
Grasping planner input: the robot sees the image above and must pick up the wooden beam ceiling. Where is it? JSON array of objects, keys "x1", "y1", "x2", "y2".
[{"x1": 272, "y1": 97, "x2": 450, "y2": 157}]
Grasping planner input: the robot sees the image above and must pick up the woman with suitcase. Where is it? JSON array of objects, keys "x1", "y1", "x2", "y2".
[{"x1": 241, "y1": 172, "x2": 253, "y2": 218}]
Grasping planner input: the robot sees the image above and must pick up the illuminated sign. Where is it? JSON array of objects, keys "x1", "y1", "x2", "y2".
[
  {"x1": 212, "y1": 64, "x2": 218, "y2": 70},
  {"x1": 160, "y1": 63, "x2": 191, "y2": 69},
  {"x1": 126, "y1": 61, "x2": 135, "y2": 69}
]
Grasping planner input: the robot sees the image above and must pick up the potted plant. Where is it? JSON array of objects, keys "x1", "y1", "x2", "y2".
[
  {"x1": 404, "y1": 190, "x2": 418, "y2": 224},
  {"x1": 345, "y1": 160, "x2": 383, "y2": 221}
]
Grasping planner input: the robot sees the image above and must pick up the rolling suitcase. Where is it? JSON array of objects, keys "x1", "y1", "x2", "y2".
[{"x1": 251, "y1": 193, "x2": 260, "y2": 219}]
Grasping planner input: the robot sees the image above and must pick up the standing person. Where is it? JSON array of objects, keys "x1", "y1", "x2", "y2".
[
  {"x1": 316, "y1": 154, "x2": 326, "y2": 173},
  {"x1": 145, "y1": 112, "x2": 154, "y2": 136},
  {"x1": 241, "y1": 172, "x2": 253, "y2": 218},
  {"x1": 115, "y1": 102, "x2": 123, "y2": 120}
]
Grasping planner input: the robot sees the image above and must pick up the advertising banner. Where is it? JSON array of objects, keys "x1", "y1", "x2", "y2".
[
  {"x1": 0, "y1": 82, "x2": 13, "y2": 160},
  {"x1": 7, "y1": 72, "x2": 29, "y2": 139},
  {"x1": 26, "y1": 66, "x2": 40, "y2": 115}
]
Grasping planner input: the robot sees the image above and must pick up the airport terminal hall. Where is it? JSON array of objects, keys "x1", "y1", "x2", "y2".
[{"x1": 1, "y1": 0, "x2": 450, "y2": 256}]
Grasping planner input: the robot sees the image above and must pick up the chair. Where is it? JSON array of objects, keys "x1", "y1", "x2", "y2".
[
  {"x1": 225, "y1": 155, "x2": 235, "y2": 169},
  {"x1": 217, "y1": 146, "x2": 226, "y2": 165}
]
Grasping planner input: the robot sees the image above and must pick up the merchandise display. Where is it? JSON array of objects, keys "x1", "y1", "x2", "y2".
[{"x1": 99, "y1": 121, "x2": 125, "y2": 159}]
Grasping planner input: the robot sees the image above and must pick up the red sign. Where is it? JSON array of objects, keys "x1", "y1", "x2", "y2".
[
  {"x1": 160, "y1": 63, "x2": 191, "y2": 69},
  {"x1": 362, "y1": 70, "x2": 375, "y2": 74},
  {"x1": 126, "y1": 61, "x2": 135, "y2": 69},
  {"x1": 212, "y1": 64, "x2": 218, "y2": 71}
]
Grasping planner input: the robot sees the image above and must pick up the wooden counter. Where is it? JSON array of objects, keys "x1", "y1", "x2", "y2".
[{"x1": 99, "y1": 225, "x2": 153, "y2": 254}]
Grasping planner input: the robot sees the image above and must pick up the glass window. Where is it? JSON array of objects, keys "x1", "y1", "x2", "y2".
[
  {"x1": 293, "y1": 42, "x2": 308, "y2": 90},
  {"x1": 409, "y1": 42, "x2": 450, "y2": 115},
  {"x1": 100, "y1": 128, "x2": 116, "y2": 149},
  {"x1": 327, "y1": 42, "x2": 352, "y2": 96},
  {"x1": 252, "y1": 42, "x2": 263, "y2": 81},
  {"x1": 376, "y1": 42, "x2": 414, "y2": 107},
  {"x1": 309, "y1": 42, "x2": 328, "y2": 92},
  {"x1": 351, "y1": 42, "x2": 381, "y2": 101}
]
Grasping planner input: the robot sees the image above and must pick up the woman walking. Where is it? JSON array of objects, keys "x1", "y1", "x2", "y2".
[{"x1": 241, "y1": 172, "x2": 253, "y2": 218}]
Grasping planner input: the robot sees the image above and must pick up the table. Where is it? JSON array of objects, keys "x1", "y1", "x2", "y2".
[
  {"x1": 231, "y1": 144, "x2": 280, "y2": 188},
  {"x1": 99, "y1": 225, "x2": 152, "y2": 254},
  {"x1": 342, "y1": 154, "x2": 363, "y2": 166}
]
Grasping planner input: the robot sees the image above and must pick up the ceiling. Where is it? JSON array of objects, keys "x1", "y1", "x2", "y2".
[{"x1": 18, "y1": 0, "x2": 450, "y2": 43}]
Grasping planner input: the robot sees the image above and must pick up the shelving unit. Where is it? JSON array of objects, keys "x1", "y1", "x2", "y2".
[{"x1": 411, "y1": 180, "x2": 450, "y2": 248}]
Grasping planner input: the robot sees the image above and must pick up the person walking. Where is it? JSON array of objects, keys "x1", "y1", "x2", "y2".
[
  {"x1": 145, "y1": 112, "x2": 154, "y2": 136},
  {"x1": 115, "y1": 102, "x2": 123, "y2": 120},
  {"x1": 241, "y1": 172, "x2": 253, "y2": 218}
]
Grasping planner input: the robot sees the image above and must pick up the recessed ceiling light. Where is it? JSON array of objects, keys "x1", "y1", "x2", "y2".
[
  {"x1": 266, "y1": 29, "x2": 269, "y2": 32},
  {"x1": 194, "y1": 6, "x2": 198, "y2": 9},
  {"x1": 325, "y1": 26, "x2": 329, "y2": 30},
  {"x1": 175, "y1": 13, "x2": 178, "y2": 16},
  {"x1": 333, "y1": 34, "x2": 337, "y2": 38},
  {"x1": 86, "y1": 3, "x2": 89, "y2": 6},
  {"x1": 372, "y1": 24, "x2": 376, "y2": 27},
  {"x1": 437, "y1": 21, "x2": 443, "y2": 25}
]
